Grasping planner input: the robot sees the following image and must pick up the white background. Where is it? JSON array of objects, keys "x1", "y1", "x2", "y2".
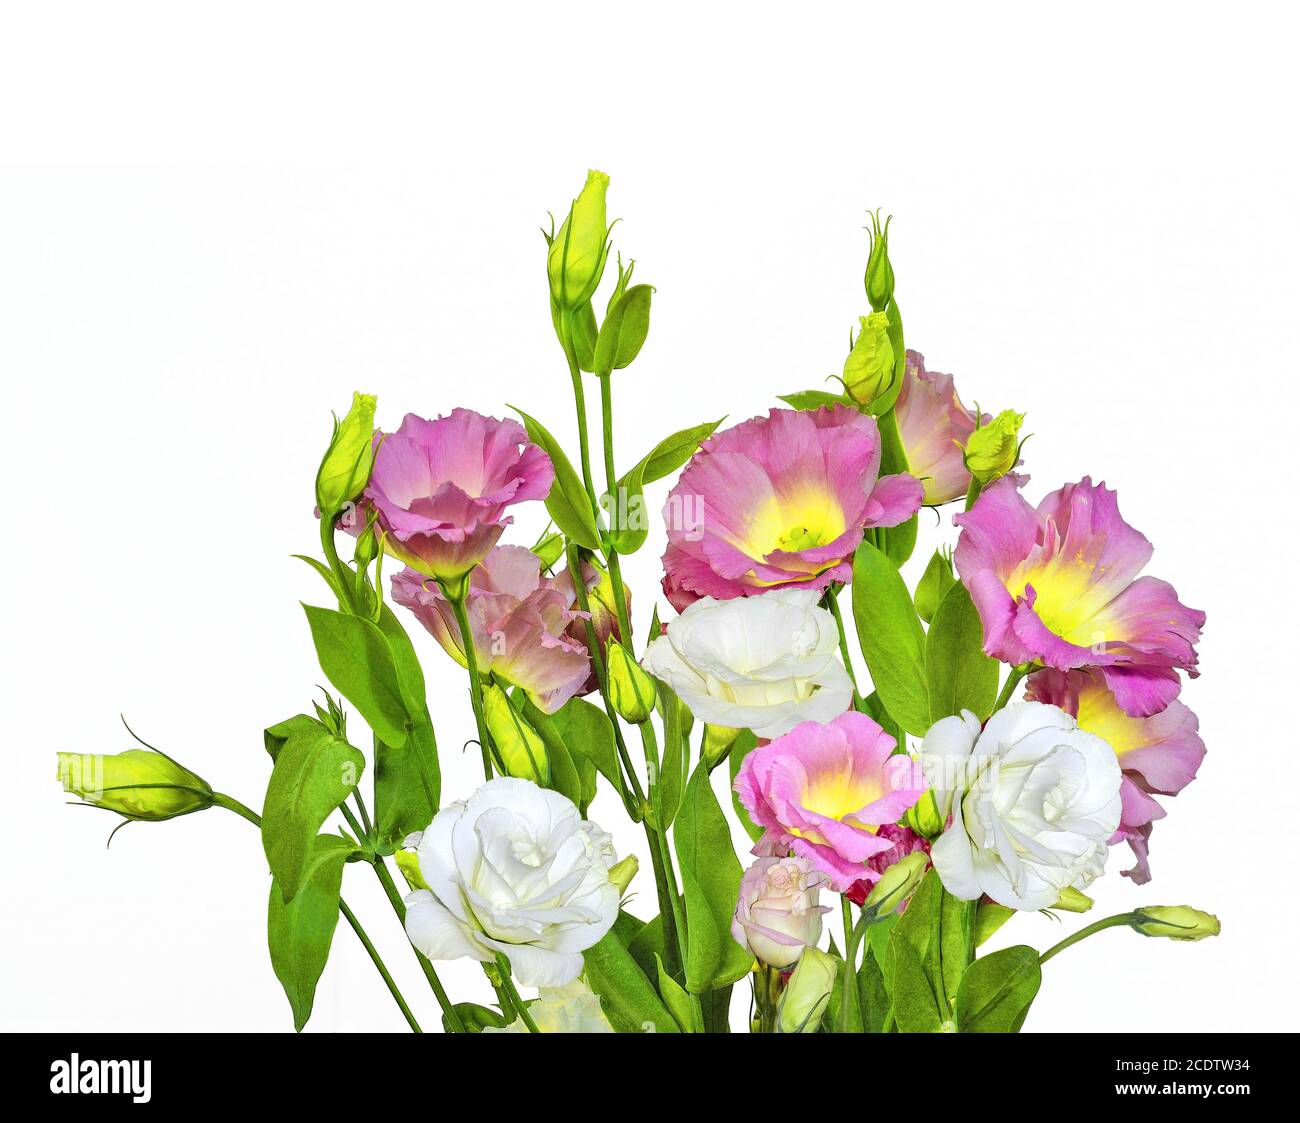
[{"x1": 3, "y1": 1, "x2": 1296, "y2": 1033}]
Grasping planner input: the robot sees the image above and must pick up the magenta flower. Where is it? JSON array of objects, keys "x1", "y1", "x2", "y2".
[
  {"x1": 895, "y1": 350, "x2": 986, "y2": 505},
  {"x1": 391, "y1": 545, "x2": 590, "y2": 714},
  {"x1": 953, "y1": 477, "x2": 1204, "y2": 716},
  {"x1": 845, "y1": 823, "x2": 931, "y2": 906},
  {"x1": 734, "y1": 711, "x2": 926, "y2": 891},
  {"x1": 1026, "y1": 668, "x2": 1205, "y2": 884},
  {"x1": 660, "y1": 406, "x2": 923, "y2": 610},
  {"x1": 365, "y1": 410, "x2": 554, "y2": 582}
]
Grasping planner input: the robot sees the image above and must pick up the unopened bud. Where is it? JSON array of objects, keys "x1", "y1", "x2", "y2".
[
  {"x1": 57, "y1": 749, "x2": 213, "y2": 822},
  {"x1": 1131, "y1": 906, "x2": 1221, "y2": 942},
  {"x1": 608, "y1": 854, "x2": 639, "y2": 895},
  {"x1": 863, "y1": 852, "x2": 929, "y2": 917},
  {"x1": 777, "y1": 947, "x2": 837, "y2": 1034},
  {"x1": 482, "y1": 684, "x2": 549, "y2": 784},
  {"x1": 1053, "y1": 887, "x2": 1094, "y2": 913},
  {"x1": 547, "y1": 169, "x2": 612, "y2": 311},
  {"x1": 964, "y1": 409, "x2": 1025, "y2": 485},
  {"x1": 316, "y1": 392, "x2": 377, "y2": 518},
  {"x1": 702, "y1": 724, "x2": 742, "y2": 770},
  {"x1": 842, "y1": 312, "x2": 895, "y2": 407},
  {"x1": 608, "y1": 641, "x2": 657, "y2": 724},
  {"x1": 864, "y1": 210, "x2": 895, "y2": 312}
]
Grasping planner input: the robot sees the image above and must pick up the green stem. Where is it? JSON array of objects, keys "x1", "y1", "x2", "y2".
[
  {"x1": 994, "y1": 664, "x2": 1030, "y2": 712},
  {"x1": 598, "y1": 373, "x2": 634, "y2": 644},
  {"x1": 320, "y1": 513, "x2": 359, "y2": 614},
  {"x1": 559, "y1": 309, "x2": 599, "y2": 515},
  {"x1": 371, "y1": 856, "x2": 466, "y2": 1032},
  {"x1": 211, "y1": 792, "x2": 423, "y2": 1034},
  {"x1": 493, "y1": 953, "x2": 541, "y2": 1033},
  {"x1": 1039, "y1": 913, "x2": 1137, "y2": 964},
  {"x1": 339, "y1": 900, "x2": 422, "y2": 1032},
  {"x1": 839, "y1": 896, "x2": 859, "y2": 1034},
  {"x1": 445, "y1": 586, "x2": 495, "y2": 781},
  {"x1": 825, "y1": 585, "x2": 862, "y2": 706}
]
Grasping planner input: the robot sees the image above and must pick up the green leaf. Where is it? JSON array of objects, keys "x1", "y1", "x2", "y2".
[
  {"x1": 609, "y1": 418, "x2": 723, "y2": 555},
  {"x1": 974, "y1": 900, "x2": 1015, "y2": 948},
  {"x1": 513, "y1": 407, "x2": 603, "y2": 550},
  {"x1": 850, "y1": 540, "x2": 930, "y2": 736},
  {"x1": 302, "y1": 604, "x2": 410, "y2": 748},
  {"x1": 261, "y1": 723, "x2": 364, "y2": 902},
  {"x1": 548, "y1": 696, "x2": 621, "y2": 806},
  {"x1": 857, "y1": 947, "x2": 892, "y2": 1033},
  {"x1": 582, "y1": 931, "x2": 681, "y2": 1033},
  {"x1": 518, "y1": 694, "x2": 584, "y2": 807},
  {"x1": 778, "y1": 389, "x2": 846, "y2": 411},
  {"x1": 926, "y1": 581, "x2": 999, "y2": 723},
  {"x1": 889, "y1": 935, "x2": 943, "y2": 1033},
  {"x1": 939, "y1": 890, "x2": 977, "y2": 1011},
  {"x1": 885, "y1": 869, "x2": 948, "y2": 1029},
  {"x1": 674, "y1": 762, "x2": 753, "y2": 992},
  {"x1": 825, "y1": 952, "x2": 864, "y2": 1033},
  {"x1": 264, "y1": 714, "x2": 325, "y2": 762},
  {"x1": 954, "y1": 945, "x2": 1042, "y2": 1033},
  {"x1": 593, "y1": 283, "x2": 652, "y2": 372},
  {"x1": 373, "y1": 603, "x2": 440, "y2": 841},
  {"x1": 625, "y1": 418, "x2": 725, "y2": 487},
  {"x1": 914, "y1": 548, "x2": 956, "y2": 625},
  {"x1": 654, "y1": 680, "x2": 687, "y2": 830},
  {"x1": 267, "y1": 835, "x2": 353, "y2": 1031},
  {"x1": 654, "y1": 954, "x2": 696, "y2": 1032},
  {"x1": 446, "y1": 1002, "x2": 512, "y2": 1033},
  {"x1": 727, "y1": 730, "x2": 763, "y2": 842}
]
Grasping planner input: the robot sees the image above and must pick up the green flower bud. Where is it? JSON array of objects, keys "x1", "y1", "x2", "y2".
[
  {"x1": 57, "y1": 749, "x2": 212, "y2": 822},
  {"x1": 914, "y1": 549, "x2": 956, "y2": 625},
  {"x1": 777, "y1": 947, "x2": 838, "y2": 1034},
  {"x1": 608, "y1": 854, "x2": 639, "y2": 895},
  {"x1": 863, "y1": 852, "x2": 929, "y2": 917},
  {"x1": 353, "y1": 520, "x2": 378, "y2": 569},
  {"x1": 394, "y1": 848, "x2": 429, "y2": 892},
  {"x1": 904, "y1": 789, "x2": 945, "y2": 839},
  {"x1": 864, "y1": 210, "x2": 895, "y2": 313},
  {"x1": 974, "y1": 900, "x2": 1015, "y2": 948},
  {"x1": 607, "y1": 640, "x2": 657, "y2": 724},
  {"x1": 1053, "y1": 887, "x2": 1094, "y2": 913},
  {"x1": 1132, "y1": 906, "x2": 1221, "y2": 942},
  {"x1": 547, "y1": 169, "x2": 612, "y2": 311},
  {"x1": 482, "y1": 684, "x2": 549, "y2": 784},
  {"x1": 316, "y1": 392, "x2": 377, "y2": 518},
  {"x1": 964, "y1": 409, "x2": 1025, "y2": 485},
  {"x1": 842, "y1": 312, "x2": 895, "y2": 407},
  {"x1": 702, "y1": 724, "x2": 742, "y2": 770}
]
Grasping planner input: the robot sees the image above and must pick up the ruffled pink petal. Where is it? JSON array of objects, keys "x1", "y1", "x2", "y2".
[
  {"x1": 861, "y1": 472, "x2": 925, "y2": 529},
  {"x1": 1099, "y1": 665, "x2": 1183, "y2": 718}
]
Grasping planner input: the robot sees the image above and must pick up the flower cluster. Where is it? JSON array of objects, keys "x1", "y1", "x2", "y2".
[{"x1": 61, "y1": 171, "x2": 1217, "y2": 1036}]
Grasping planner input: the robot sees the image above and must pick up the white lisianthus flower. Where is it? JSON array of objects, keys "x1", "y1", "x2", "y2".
[
  {"x1": 482, "y1": 979, "x2": 615, "y2": 1033},
  {"x1": 640, "y1": 589, "x2": 854, "y2": 739},
  {"x1": 921, "y1": 701, "x2": 1122, "y2": 911},
  {"x1": 404, "y1": 777, "x2": 619, "y2": 987}
]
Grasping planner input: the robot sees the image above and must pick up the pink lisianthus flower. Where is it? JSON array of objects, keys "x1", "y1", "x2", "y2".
[
  {"x1": 895, "y1": 351, "x2": 987, "y2": 505},
  {"x1": 660, "y1": 406, "x2": 923, "y2": 611},
  {"x1": 391, "y1": 545, "x2": 590, "y2": 714},
  {"x1": 1026, "y1": 668, "x2": 1205, "y2": 884},
  {"x1": 734, "y1": 711, "x2": 927, "y2": 891},
  {"x1": 844, "y1": 823, "x2": 932, "y2": 906},
  {"x1": 953, "y1": 477, "x2": 1204, "y2": 717},
  {"x1": 366, "y1": 410, "x2": 554, "y2": 583}
]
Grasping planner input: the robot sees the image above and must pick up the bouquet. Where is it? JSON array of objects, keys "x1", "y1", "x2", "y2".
[{"x1": 58, "y1": 171, "x2": 1216, "y2": 1034}]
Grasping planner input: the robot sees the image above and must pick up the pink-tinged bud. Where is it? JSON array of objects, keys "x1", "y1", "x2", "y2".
[{"x1": 731, "y1": 856, "x2": 831, "y2": 969}]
